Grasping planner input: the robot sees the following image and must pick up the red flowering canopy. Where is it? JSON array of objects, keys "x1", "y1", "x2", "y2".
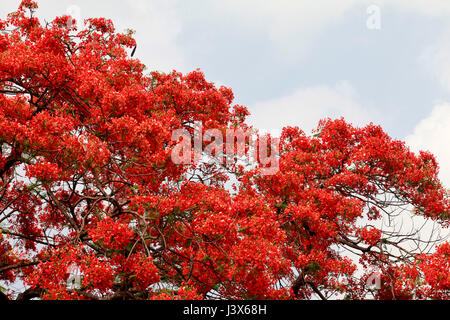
[{"x1": 0, "y1": 1, "x2": 448, "y2": 300}]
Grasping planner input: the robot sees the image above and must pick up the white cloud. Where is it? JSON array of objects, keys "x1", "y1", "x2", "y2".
[
  {"x1": 247, "y1": 81, "x2": 374, "y2": 135},
  {"x1": 420, "y1": 30, "x2": 450, "y2": 93},
  {"x1": 406, "y1": 103, "x2": 450, "y2": 188},
  {"x1": 125, "y1": 0, "x2": 185, "y2": 72},
  {"x1": 383, "y1": 0, "x2": 450, "y2": 17},
  {"x1": 212, "y1": 0, "x2": 361, "y2": 63},
  {"x1": 211, "y1": 0, "x2": 450, "y2": 65}
]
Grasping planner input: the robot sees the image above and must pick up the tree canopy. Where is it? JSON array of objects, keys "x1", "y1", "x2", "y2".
[{"x1": 0, "y1": 1, "x2": 448, "y2": 300}]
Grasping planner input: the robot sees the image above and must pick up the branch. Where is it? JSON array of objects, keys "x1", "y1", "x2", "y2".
[
  {"x1": 306, "y1": 281, "x2": 327, "y2": 300},
  {"x1": 0, "y1": 260, "x2": 43, "y2": 274},
  {"x1": 16, "y1": 287, "x2": 44, "y2": 300},
  {"x1": 0, "y1": 290, "x2": 9, "y2": 301},
  {"x1": 292, "y1": 273, "x2": 305, "y2": 298}
]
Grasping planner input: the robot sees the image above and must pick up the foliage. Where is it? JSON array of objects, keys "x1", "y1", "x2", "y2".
[{"x1": 0, "y1": 1, "x2": 448, "y2": 300}]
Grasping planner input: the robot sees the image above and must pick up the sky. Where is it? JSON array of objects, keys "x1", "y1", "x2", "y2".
[{"x1": 1, "y1": 0, "x2": 450, "y2": 188}]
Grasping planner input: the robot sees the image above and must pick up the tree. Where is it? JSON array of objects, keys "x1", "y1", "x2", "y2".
[{"x1": 0, "y1": 1, "x2": 448, "y2": 300}]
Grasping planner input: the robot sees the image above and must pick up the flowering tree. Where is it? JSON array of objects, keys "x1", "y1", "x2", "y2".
[{"x1": 0, "y1": 1, "x2": 448, "y2": 300}]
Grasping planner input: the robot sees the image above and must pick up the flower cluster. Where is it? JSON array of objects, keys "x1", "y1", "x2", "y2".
[{"x1": 0, "y1": 1, "x2": 448, "y2": 301}]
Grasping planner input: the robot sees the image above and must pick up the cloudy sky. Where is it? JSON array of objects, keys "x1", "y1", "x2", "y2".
[{"x1": 1, "y1": 0, "x2": 450, "y2": 187}]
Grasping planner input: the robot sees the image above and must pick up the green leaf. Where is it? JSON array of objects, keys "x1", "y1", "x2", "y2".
[{"x1": 305, "y1": 261, "x2": 322, "y2": 274}]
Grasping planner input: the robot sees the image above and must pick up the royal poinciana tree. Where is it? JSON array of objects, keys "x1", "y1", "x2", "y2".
[{"x1": 0, "y1": 1, "x2": 449, "y2": 300}]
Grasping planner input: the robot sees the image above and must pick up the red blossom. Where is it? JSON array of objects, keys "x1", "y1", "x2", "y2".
[{"x1": 0, "y1": 1, "x2": 448, "y2": 300}]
